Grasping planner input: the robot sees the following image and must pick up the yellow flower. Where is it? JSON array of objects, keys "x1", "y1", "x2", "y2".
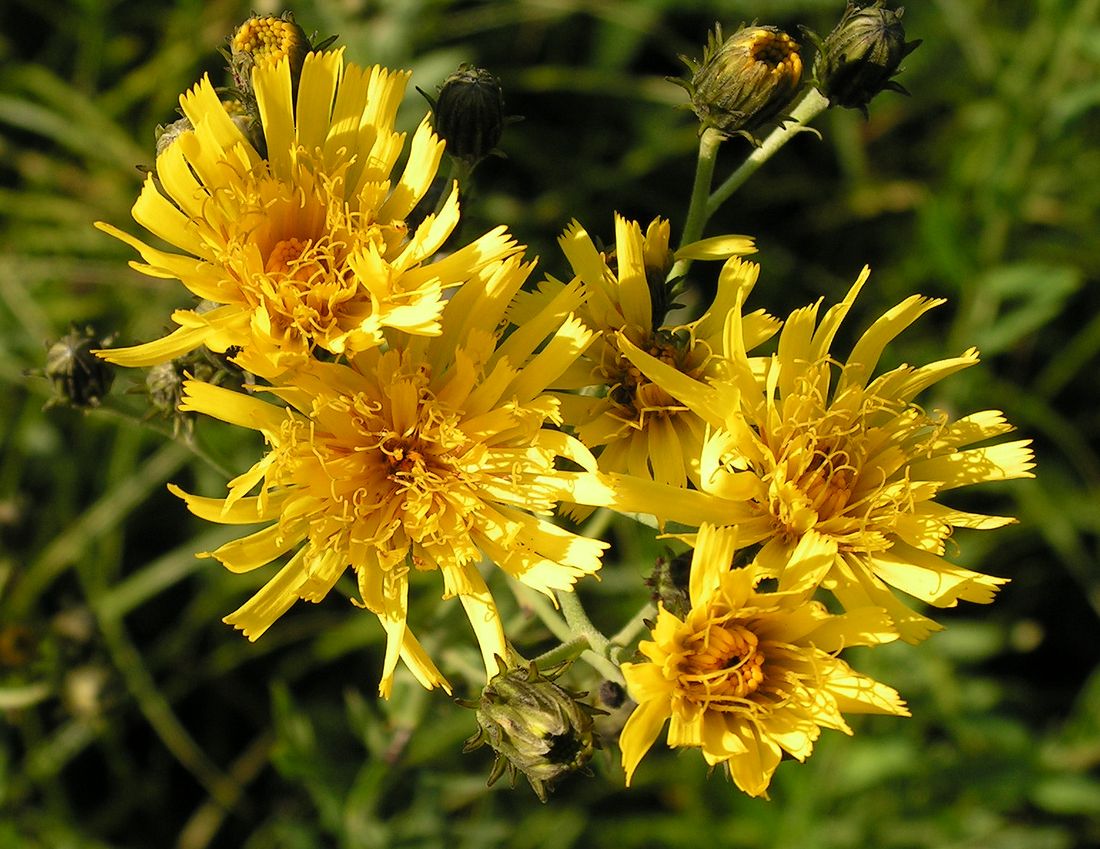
[
  {"x1": 512, "y1": 215, "x2": 776, "y2": 487},
  {"x1": 169, "y1": 256, "x2": 608, "y2": 697},
  {"x1": 620, "y1": 524, "x2": 908, "y2": 797},
  {"x1": 603, "y1": 269, "x2": 1036, "y2": 642},
  {"x1": 97, "y1": 49, "x2": 518, "y2": 370}
]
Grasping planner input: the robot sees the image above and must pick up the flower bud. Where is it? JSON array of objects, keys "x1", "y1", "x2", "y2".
[
  {"x1": 463, "y1": 661, "x2": 601, "y2": 801},
  {"x1": 429, "y1": 65, "x2": 506, "y2": 165},
  {"x1": 229, "y1": 14, "x2": 310, "y2": 93},
  {"x1": 45, "y1": 327, "x2": 115, "y2": 408},
  {"x1": 155, "y1": 103, "x2": 253, "y2": 158},
  {"x1": 813, "y1": 1, "x2": 921, "y2": 112},
  {"x1": 646, "y1": 550, "x2": 692, "y2": 618},
  {"x1": 677, "y1": 24, "x2": 803, "y2": 139}
]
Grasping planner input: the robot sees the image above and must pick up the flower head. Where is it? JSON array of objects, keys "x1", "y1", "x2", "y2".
[
  {"x1": 677, "y1": 24, "x2": 804, "y2": 138},
  {"x1": 230, "y1": 14, "x2": 311, "y2": 83},
  {"x1": 45, "y1": 327, "x2": 115, "y2": 408},
  {"x1": 605, "y1": 269, "x2": 1036, "y2": 642},
  {"x1": 464, "y1": 660, "x2": 601, "y2": 801},
  {"x1": 97, "y1": 50, "x2": 519, "y2": 372},
  {"x1": 812, "y1": 1, "x2": 921, "y2": 113},
  {"x1": 429, "y1": 64, "x2": 507, "y2": 166},
  {"x1": 620, "y1": 524, "x2": 908, "y2": 797},
  {"x1": 513, "y1": 215, "x2": 776, "y2": 487},
  {"x1": 170, "y1": 256, "x2": 608, "y2": 696}
]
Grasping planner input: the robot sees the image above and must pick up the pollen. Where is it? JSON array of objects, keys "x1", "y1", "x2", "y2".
[
  {"x1": 231, "y1": 16, "x2": 307, "y2": 67},
  {"x1": 749, "y1": 29, "x2": 802, "y2": 73}
]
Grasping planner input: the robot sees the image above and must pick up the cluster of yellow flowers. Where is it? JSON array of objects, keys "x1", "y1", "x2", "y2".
[{"x1": 98, "y1": 18, "x2": 1033, "y2": 799}]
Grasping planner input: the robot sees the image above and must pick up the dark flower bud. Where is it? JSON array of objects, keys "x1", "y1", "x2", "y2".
[
  {"x1": 598, "y1": 680, "x2": 627, "y2": 710},
  {"x1": 229, "y1": 14, "x2": 310, "y2": 93},
  {"x1": 45, "y1": 327, "x2": 115, "y2": 408},
  {"x1": 813, "y1": 1, "x2": 921, "y2": 112},
  {"x1": 463, "y1": 660, "x2": 601, "y2": 802},
  {"x1": 429, "y1": 65, "x2": 506, "y2": 165},
  {"x1": 676, "y1": 24, "x2": 803, "y2": 139}
]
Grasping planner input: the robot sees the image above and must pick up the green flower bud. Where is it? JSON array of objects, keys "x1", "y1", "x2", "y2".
[
  {"x1": 813, "y1": 1, "x2": 921, "y2": 112},
  {"x1": 154, "y1": 117, "x2": 193, "y2": 157},
  {"x1": 464, "y1": 661, "x2": 601, "y2": 802},
  {"x1": 646, "y1": 549, "x2": 692, "y2": 618},
  {"x1": 677, "y1": 24, "x2": 803, "y2": 139},
  {"x1": 429, "y1": 65, "x2": 506, "y2": 165},
  {"x1": 145, "y1": 361, "x2": 184, "y2": 416},
  {"x1": 45, "y1": 327, "x2": 114, "y2": 408}
]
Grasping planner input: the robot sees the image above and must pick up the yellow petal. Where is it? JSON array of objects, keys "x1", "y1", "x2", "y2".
[
  {"x1": 206, "y1": 522, "x2": 306, "y2": 573},
  {"x1": 180, "y1": 381, "x2": 287, "y2": 435},
  {"x1": 674, "y1": 233, "x2": 756, "y2": 260},
  {"x1": 808, "y1": 266, "x2": 869, "y2": 361},
  {"x1": 295, "y1": 50, "x2": 342, "y2": 153},
  {"x1": 168, "y1": 483, "x2": 288, "y2": 524},
  {"x1": 909, "y1": 440, "x2": 1036, "y2": 489},
  {"x1": 399, "y1": 629, "x2": 451, "y2": 694},
  {"x1": 613, "y1": 214, "x2": 652, "y2": 331},
  {"x1": 837, "y1": 293, "x2": 945, "y2": 393},
  {"x1": 870, "y1": 543, "x2": 1008, "y2": 607},
  {"x1": 776, "y1": 530, "x2": 837, "y2": 594},
  {"x1": 688, "y1": 524, "x2": 738, "y2": 609},
  {"x1": 506, "y1": 315, "x2": 594, "y2": 403},
  {"x1": 455, "y1": 565, "x2": 506, "y2": 680},
  {"x1": 616, "y1": 333, "x2": 727, "y2": 429},
  {"x1": 619, "y1": 696, "x2": 671, "y2": 785},
  {"x1": 223, "y1": 547, "x2": 310, "y2": 640},
  {"x1": 726, "y1": 725, "x2": 782, "y2": 797},
  {"x1": 253, "y1": 56, "x2": 295, "y2": 177},
  {"x1": 377, "y1": 117, "x2": 444, "y2": 222}
]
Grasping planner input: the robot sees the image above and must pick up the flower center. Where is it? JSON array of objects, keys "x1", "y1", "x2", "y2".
[
  {"x1": 769, "y1": 427, "x2": 860, "y2": 537},
  {"x1": 749, "y1": 30, "x2": 801, "y2": 71},
  {"x1": 679, "y1": 622, "x2": 765, "y2": 709},
  {"x1": 259, "y1": 236, "x2": 356, "y2": 339},
  {"x1": 604, "y1": 331, "x2": 709, "y2": 425}
]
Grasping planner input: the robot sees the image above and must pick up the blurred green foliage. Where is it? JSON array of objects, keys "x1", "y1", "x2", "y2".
[{"x1": 2, "y1": 0, "x2": 1099, "y2": 847}]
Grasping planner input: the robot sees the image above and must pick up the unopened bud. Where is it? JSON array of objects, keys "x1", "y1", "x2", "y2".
[
  {"x1": 45, "y1": 327, "x2": 115, "y2": 408},
  {"x1": 646, "y1": 550, "x2": 692, "y2": 618},
  {"x1": 464, "y1": 660, "x2": 601, "y2": 802},
  {"x1": 677, "y1": 24, "x2": 803, "y2": 139},
  {"x1": 430, "y1": 65, "x2": 506, "y2": 165},
  {"x1": 813, "y1": 1, "x2": 921, "y2": 112},
  {"x1": 156, "y1": 102, "x2": 253, "y2": 158}
]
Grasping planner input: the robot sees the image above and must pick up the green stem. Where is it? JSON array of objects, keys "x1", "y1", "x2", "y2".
[
  {"x1": 669, "y1": 126, "x2": 725, "y2": 281},
  {"x1": 557, "y1": 590, "x2": 625, "y2": 684},
  {"x1": 533, "y1": 636, "x2": 589, "y2": 669},
  {"x1": 557, "y1": 589, "x2": 609, "y2": 655},
  {"x1": 706, "y1": 88, "x2": 830, "y2": 219},
  {"x1": 511, "y1": 581, "x2": 573, "y2": 643},
  {"x1": 433, "y1": 156, "x2": 473, "y2": 216},
  {"x1": 610, "y1": 602, "x2": 656, "y2": 651}
]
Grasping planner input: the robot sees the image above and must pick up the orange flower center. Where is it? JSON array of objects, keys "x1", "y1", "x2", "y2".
[
  {"x1": 679, "y1": 622, "x2": 765, "y2": 709},
  {"x1": 259, "y1": 236, "x2": 355, "y2": 339}
]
